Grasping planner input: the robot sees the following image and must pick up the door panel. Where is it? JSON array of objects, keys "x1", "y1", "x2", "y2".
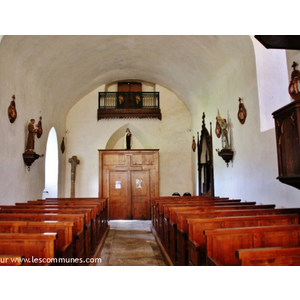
[
  {"x1": 99, "y1": 150, "x2": 159, "y2": 220},
  {"x1": 131, "y1": 171, "x2": 150, "y2": 220},
  {"x1": 109, "y1": 171, "x2": 130, "y2": 220}
]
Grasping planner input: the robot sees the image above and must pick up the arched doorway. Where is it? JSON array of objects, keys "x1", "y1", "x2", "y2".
[{"x1": 43, "y1": 127, "x2": 59, "y2": 198}]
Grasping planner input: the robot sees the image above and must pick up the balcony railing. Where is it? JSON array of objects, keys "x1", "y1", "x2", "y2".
[{"x1": 98, "y1": 92, "x2": 161, "y2": 120}]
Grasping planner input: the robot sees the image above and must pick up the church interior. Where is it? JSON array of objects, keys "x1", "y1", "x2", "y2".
[
  {"x1": 1, "y1": 35, "x2": 300, "y2": 206},
  {"x1": 1, "y1": 31, "x2": 300, "y2": 297}
]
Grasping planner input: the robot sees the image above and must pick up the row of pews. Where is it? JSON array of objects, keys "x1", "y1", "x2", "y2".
[
  {"x1": 151, "y1": 195, "x2": 300, "y2": 266},
  {"x1": 0, "y1": 197, "x2": 109, "y2": 266}
]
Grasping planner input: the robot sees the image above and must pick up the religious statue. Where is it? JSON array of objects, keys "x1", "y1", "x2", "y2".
[
  {"x1": 216, "y1": 110, "x2": 230, "y2": 149},
  {"x1": 192, "y1": 136, "x2": 196, "y2": 152},
  {"x1": 61, "y1": 137, "x2": 65, "y2": 153},
  {"x1": 26, "y1": 119, "x2": 38, "y2": 151},
  {"x1": 36, "y1": 116, "x2": 43, "y2": 138},
  {"x1": 237, "y1": 97, "x2": 247, "y2": 124},
  {"x1": 8, "y1": 95, "x2": 17, "y2": 123},
  {"x1": 23, "y1": 118, "x2": 44, "y2": 170},
  {"x1": 124, "y1": 128, "x2": 132, "y2": 149},
  {"x1": 288, "y1": 61, "x2": 300, "y2": 101},
  {"x1": 215, "y1": 110, "x2": 234, "y2": 166}
]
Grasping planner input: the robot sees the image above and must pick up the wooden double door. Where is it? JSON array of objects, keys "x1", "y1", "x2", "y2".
[{"x1": 99, "y1": 150, "x2": 159, "y2": 220}]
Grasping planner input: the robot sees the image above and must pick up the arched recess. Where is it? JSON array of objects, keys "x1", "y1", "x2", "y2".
[
  {"x1": 105, "y1": 123, "x2": 152, "y2": 149},
  {"x1": 43, "y1": 127, "x2": 59, "y2": 198}
]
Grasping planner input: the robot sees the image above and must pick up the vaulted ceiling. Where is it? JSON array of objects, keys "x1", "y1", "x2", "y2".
[{"x1": 0, "y1": 35, "x2": 253, "y2": 115}]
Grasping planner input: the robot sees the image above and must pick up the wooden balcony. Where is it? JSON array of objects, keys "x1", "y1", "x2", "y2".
[{"x1": 97, "y1": 92, "x2": 161, "y2": 120}]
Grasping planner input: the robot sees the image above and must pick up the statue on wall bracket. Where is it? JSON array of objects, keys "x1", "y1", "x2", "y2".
[
  {"x1": 8, "y1": 95, "x2": 17, "y2": 123},
  {"x1": 215, "y1": 109, "x2": 230, "y2": 149},
  {"x1": 22, "y1": 118, "x2": 44, "y2": 170},
  {"x1": 289, "y1": 61, "x2": 300, "y2": 101},
  {"x1": 215, "y1": 110, "x2": 234, "y2": 167}
]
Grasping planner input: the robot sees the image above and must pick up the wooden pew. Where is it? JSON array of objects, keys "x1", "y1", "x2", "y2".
[
  {"x1": 154, "y1": 200, "x2": 273, "y2": 247},
  {"x1": 204, "y1": 224, "x2": 300, "y2": 266},
  {"x1": 165, "y1": 204, "x2": 276, "y2": 263},
  {"x1": 0, "y1": 197, "x2": 109, "y2": 263},
  {"x1": 235, "y1": 247, "x2": 300, "y2": 266},
  {"x1": 160, "y1": 202, "x2": 215, "y2": 247},
  {"x1": 0, "y1": 233, "x2": 57, "y2": 266},
  {"x1": 155, "y1": 198, "x2": 248, "y2": 244},
  {"x1": 0, "y1": 220, "x2": 73, "y2": 265},
  {"x1": 0, "y1": 207, "x2": 92, "y2": 260},
  {"x1": 166, "y1": 202, "x2": 259, "y2": 239},
  {"x1": 176, "y1": 207, "x2": 300, "y2": 266},
  {"x1": 153, "y1": 197, "x2": 216, "y2": 237},
  {"x1": 158, "y1": 200, "x2": 267, "y2": 242},
  {"x1": 40, "y1": 197, "x2": 108, "y2": 237},
  {"x1": 186, "y1": 213, "x2": 299, "y2": 266},
  {"x1": 15, "y1": 202, "x2": 99, "y2": 252},
  {"x1": 0, "y1": 213, "x2": 85, "y2": 263},
  {"x1": 152, "y1": 196, "x2": 231, "y2": 229},
  {"x1": 28, "y1": 198, "x2": 108, "y2": 247}
]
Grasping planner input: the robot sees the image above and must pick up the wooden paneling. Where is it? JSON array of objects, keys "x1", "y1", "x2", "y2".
[
  {"x1": 131, "y1": 170, "x2": 150, "y2": 220},
  {"x1": 273, "y1": 100, "x2": 300, "y2": 189},
  {"x1": 99, "y1": 150, "x2": 159, "y2": 220}
]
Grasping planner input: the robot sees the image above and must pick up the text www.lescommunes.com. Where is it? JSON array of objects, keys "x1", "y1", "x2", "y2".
[{"x1": 0, "y1": 256, "x2": 102, "y2": 265}]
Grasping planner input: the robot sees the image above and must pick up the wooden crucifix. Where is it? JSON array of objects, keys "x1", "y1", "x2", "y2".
[{"x1": 68, "y1": 155, "x2": 80, "y2": 198}]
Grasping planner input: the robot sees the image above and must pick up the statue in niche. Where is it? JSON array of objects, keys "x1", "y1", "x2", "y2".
[
  {"x1": 124, "y1": 128, "x2": 132, "y2": 149},
  {"x1": 8, "y1": 95, "x2": 17, "y2": 123}
]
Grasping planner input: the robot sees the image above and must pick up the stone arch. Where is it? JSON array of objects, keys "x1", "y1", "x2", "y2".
[{"x1": 105, "y1": 123, "x2": 152, "y2": 149}]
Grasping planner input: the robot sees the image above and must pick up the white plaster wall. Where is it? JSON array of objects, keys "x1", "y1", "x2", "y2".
[
  {"x1": 192, "y1": 47, "x2": 300, "y2": 208},
  {"x1": 250, "y1": 36, "x2": 290, "y2": 132},
  {"x1": 65, "y1": 84, "x2": 193, "y2": 197},
  {"x1": 0, "y1": 37, "x2": 67, "y2": 204}
]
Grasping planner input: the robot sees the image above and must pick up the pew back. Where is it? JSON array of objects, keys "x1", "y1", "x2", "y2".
[
  {"x1": 0, "y1": 233, "x2": 57, "y2": 266},
  {"x1": 187, "y1": 214, "x2": 299, "y2": 266},
  {"x1": 205, "y1": 224, "x2": 300, "y2": 266},
  {"x1": 235, "y1": 247, "x2": 300, "y2": 266}
]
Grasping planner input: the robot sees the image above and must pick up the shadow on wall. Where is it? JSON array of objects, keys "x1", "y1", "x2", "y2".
[{"x1": 105, "y1": 123, "x2": 152, "y2": 149}]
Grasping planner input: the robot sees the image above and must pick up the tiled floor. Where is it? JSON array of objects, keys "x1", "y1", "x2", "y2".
[{"x1": 96, "y1": 220, "x2": 166, "y2": 266}]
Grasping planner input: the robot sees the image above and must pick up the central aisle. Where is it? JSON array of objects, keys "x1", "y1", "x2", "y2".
[{"x1": 96, "y1": 220, "x2": 167, "y2": 266}]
